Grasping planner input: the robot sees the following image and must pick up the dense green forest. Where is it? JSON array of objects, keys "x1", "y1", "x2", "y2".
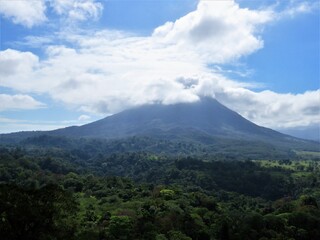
[{"x1": 0, "y1": 138, "x2": 319, "y2": 240}]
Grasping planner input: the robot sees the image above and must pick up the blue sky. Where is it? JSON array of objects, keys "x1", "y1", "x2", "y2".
[{"x1": 0, "y1": 0, "x2": 319, "y2": 137}]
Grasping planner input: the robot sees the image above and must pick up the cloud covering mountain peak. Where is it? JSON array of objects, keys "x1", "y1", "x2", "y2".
[{"x1": 0, "y1": 0, "x2": 319, "y2": 133}]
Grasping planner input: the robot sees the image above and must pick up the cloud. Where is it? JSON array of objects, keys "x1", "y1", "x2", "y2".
[
  {"x1": 0, "y1": 49, "x2": 38, "y2": 75},
  {"x1": 0, "y1": 0, "x2": 47, "y2": 27},
  {"x1": 0, "y1": 117, "x2": 71, "y2": 133},
  {"x1": 49, "y1": 0, "x2": 103, "y2": 22},
  {"x1": 0, "y1": 0, "x2": 318, "y2": 130},
  {"x1": 0, "y1": 49, "x2": 40, "y2": 91},
  {"x1": 214, "y1": 89, "x2": 320, "y2": 129},
  {"x1": 279, "y1": 0, "x2": 319, "y2": 18},
  {"x1": 0, "y1": 116, "x2": 97, "y2": 133},
  {"x1": 0, "y1": 0, "x2": 103, "y2": 28},
  {"x1": 153, "y1": 1, "x2": 273, "y2": 63},
  {"x1": 78, "y1": 114, "x2": 91, "y2": 121},
  {"x1": 0, "y1": 94, "x2": 45, "y2": 111},
  {"x1": 17, "y1": 36, "x2": 54, "y2": 48}
]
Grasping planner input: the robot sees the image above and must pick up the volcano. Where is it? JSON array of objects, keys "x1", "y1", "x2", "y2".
[{"x1": 1, "y1": 97, "x2": 318, "y2": 152}]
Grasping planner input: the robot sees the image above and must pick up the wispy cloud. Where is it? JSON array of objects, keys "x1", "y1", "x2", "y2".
[
  {"x1": 49, "y1": 0, "x2": 103, "y2": 22},
  {"x1": 0, "y1": 0, "x2": 103, "y2": 28},
  {"x1": 14, "y1": 36, "x2": 54, "y2": 49},
  {"x1": 0, "y1": 115, "x2": 92, "y2": 133},
  {"x1": 278, "y1": 0, "x2": 319, "y2": 19}
]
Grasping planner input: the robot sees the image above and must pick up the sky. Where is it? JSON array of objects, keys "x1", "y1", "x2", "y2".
[{"x1": 0, "y1": 0, "x2": 319, "y2": 138}]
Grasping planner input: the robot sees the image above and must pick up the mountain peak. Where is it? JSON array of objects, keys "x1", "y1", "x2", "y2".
[{"x1": 49, "y1": 97, "x2": 283, "y2": 142}]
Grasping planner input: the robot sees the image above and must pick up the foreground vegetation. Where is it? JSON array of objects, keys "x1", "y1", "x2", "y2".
[{"x1": 0, "y1": 142, "x2": 319, "y2": 240}]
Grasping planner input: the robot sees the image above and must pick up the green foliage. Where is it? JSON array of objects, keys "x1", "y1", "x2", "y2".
[
  {"x1": 0, "y1": 184, "x2": 77, "y2": 240},
  {"x1": 168, "y1": 231, "x2": 192, "y2": 240},
  {"x1": 0, "y1": 145, "x2": 319, "y2": 239},
  {"x1": 160, "y1": 189, "x2": 175, "y2": 200},
  {"x1": 107, "y1": 216, "x2": 133, "y2": 239}
]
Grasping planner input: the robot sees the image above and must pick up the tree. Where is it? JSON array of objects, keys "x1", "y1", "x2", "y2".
[
  {"x1": 107, "y1": 216, "x2": 133, "y2": 240},
  {"x1": 0, "y1": 184, "x2": 77, "y2": 240}
]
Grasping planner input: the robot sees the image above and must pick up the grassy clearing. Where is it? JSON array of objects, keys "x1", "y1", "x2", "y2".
[{"x1": 255, "y1": 159, "x2": 320, "y2": 172}]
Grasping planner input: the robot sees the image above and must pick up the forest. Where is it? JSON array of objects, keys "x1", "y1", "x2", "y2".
[{"x1": 0, "y1": 137, "x2": 319, "y2": 240}]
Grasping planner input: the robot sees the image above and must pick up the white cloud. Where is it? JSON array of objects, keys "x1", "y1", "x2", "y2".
[
  {"x1": 0, "y1": 49, "x2": 40, "y2": 91},
  {"x1": 213, "y1": 88, "x2": 320, "y2": 129},
  {"x1": 0, "y1": 0, "x2": 47, "y2": 27},
  {"x1": 153, "y1": 1, "x2": 273, "y2": 63},
  {"x1": 0, "y1": 0, "x2": 103, "y2": 28},
  {"x1": 49, "y1": 0, "x2": 103, "y2": 21},
  {"x1": 0, "y1": 49, "x2": 39, "y2": 75},
  {"x1": 78, "y1": 114, "x2": 91, "y2": 121},
  {"x1": 0, "y1": 0, "x2": 318, "y2": 130},
  {"x1": 0, "y1": 94, "x2": 45, "y2": 111}
]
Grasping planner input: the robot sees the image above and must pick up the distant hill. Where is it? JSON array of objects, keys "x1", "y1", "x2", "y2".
[
  {"x1": 0, "y1": 97, "x2": 319, "y2": 154},
  {"x1": 278, "y1": 125, "x2": 320, "y2": 142}
]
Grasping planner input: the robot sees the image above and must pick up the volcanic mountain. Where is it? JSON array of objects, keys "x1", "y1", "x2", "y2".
[
  {"x1": 52, "y1": 97, "x2": 287, "y2": 140},
  {"x1": 1, "y1": 97, "x2": 318, "y2": 154}
]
